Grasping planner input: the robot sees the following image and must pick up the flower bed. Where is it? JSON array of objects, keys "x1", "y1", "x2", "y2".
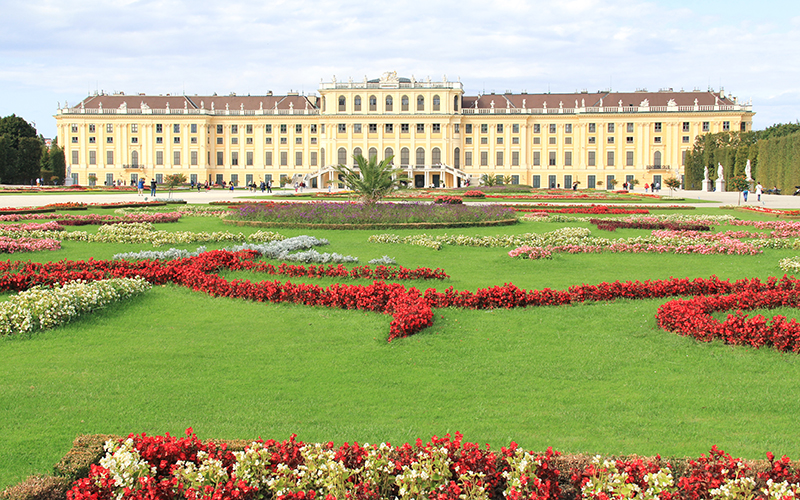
[
  {"x1": 462, "y1": 190, "x2": 486, "y2": 198},
  {"x1": 516, "y1": 205, "x2": 650, "y2": 215},
  {"x1": 0, "y1": 237, "x2": 61, "y2": 253},
  {"x1": 433, "y1": 195, "x2": 463, "y2": 204},
  {"x1": 589, "y1": 219, "x2": 711, "y2": 232},
  {"x1": 63, "y1": 430, "x2": 800, "y2": 500},
  {"x1": 42, "y1": 202, "x2": 88, "y2": 211}
]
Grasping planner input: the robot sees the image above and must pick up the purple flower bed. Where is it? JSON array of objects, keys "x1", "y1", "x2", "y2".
[{"x1": 229, "y1": 201, "x2": 517, "y2": 225}]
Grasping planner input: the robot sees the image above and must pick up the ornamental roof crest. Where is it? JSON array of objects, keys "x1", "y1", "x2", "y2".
[{"x1": 379, "y1": 71, "x2": 399, "y2": 83}]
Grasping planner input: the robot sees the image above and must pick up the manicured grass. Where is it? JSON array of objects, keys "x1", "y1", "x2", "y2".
[{"x1": 1, "y1": 207, "x2": 799, "y2": 488}]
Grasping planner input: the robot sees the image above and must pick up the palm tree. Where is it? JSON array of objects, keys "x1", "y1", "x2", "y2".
[{"x1": 332, "y1": 154, "x2": 408, "y2": 204}]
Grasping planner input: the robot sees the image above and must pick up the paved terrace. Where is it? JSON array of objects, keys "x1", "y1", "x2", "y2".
[{"x1": 0, "y1": 187, "x2": 797, "y2": 209}]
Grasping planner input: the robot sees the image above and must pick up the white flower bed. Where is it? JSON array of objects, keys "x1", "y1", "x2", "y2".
[
  {"x1": 0, "y1": 278, "x2": 151, "y2": 336},
  {"x1": 779, "y1": 256, "x2": 800, "y2": 275},
  {"x1": 59, "y1": 223, "x2": 284, "y2": 247}
]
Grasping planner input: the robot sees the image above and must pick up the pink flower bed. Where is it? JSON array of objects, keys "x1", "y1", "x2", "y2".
[{"x1": 0, "y1": 237, "x2": 60, "y2": 253}]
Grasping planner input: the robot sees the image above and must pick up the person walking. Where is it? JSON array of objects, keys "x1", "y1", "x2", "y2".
[
  {"x1": 150, "y1": 178, "x2": 157, "y2": 197},
  {"x1": 137, "y1": 177, "x2": 145, "y2": 196},
  {"x1": 756, "y1": 182, "x2": 763, "y2": 202}
]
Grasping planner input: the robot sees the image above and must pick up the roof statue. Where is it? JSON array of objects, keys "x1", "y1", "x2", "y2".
[
  {"x1": 240, "y1": 103, "x2": 244, "y2": 111},
  {"x1": 165, "y1": 102, "x2": 169, "y2": 110},
  {"x1": 575, "y1": 99, "x2": 578, "y2": 108},
  {"x1": 640, "y1": 98, "x2": 649, "y2": 107},
  {"x1": 184, "y1": 101, "x2": 188, "y2": 109},
  {"x1": 211, "y1": 102, "x2": 214, "y2": 110},
  {"x1": 380, "y1": 71, "x2": 399, "y2": 83},
  {"x1": 618, "y1": 99, "x2": 623, "y2": 107},
  {"x1": 490, "y1": 100, "x2": 495, "y2": 109},
  {"x1": 543, "y1": 101, "x2": 547, "y2": 110},
  {"x1": 667, "y1": 98, "x2": 677, "y2": 106},
  {"x1": 80, "y1": 101, "x2": 84, "y2": 109},
  {"x1": 599, "y1": 98, "x2": 603, "y2": 108},
  {"x1": 200, "y1": 101, "x2": 204, "y2": 109},
  {"x1": 225, "y1": 103, "x2": 229, "y2": 111},
  {"x1": 259, "y1": 101, "x2": 263, "y2": 110},
  {"x1": 140, "y1": 101, "x2": 149, "y2": 110},
  {"x1": 119, "y1": 101, "x2": 127, "y2": 110},
  {"x1": 522, "y1": 99, "x2": 526, "y2": 108},
  {"x1": 98, "y1": 102, "x2": 102, "y2": 110},
  {"x1": 559, "y1": 101, "x2": 563, "y2": 109}
]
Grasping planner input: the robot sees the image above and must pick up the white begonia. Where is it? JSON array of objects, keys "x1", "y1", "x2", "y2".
[{"x1": 98, "y1": 438, "x2": 154, "y2": 499}]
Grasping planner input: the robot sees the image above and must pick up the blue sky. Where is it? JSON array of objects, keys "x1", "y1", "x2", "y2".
[{"x1": 1, "y1": 0, "x2": 797, "y2": 138}]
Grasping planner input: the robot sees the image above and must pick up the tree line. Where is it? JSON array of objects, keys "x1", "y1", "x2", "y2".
[
  {"x1": 0, "y1": 114, "x2": 65, "y2": 185},
  {"x1": 684, "y1": 121, "x2": 800, "y2": 191}
]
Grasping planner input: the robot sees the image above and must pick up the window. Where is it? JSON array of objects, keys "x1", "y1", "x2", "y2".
[
  {"x1": 534, "y1": 124, "x2": 542, "y2": 134},
  {"x1": 280, "y1": 124, "x2": 287, "y2": 134},
  {"x1": 481, "y1": 124, "x2": 488, "y2": 133},
  {"x1": 481, "y1": 137, "x2": 488, "y2": 144},
  {"x1": 265, "y1": 124, "x2": 272, "y2": 133},
  {"x1": 229, "y1": 125, "x2": 237, "y2": 134},
  {"x1": 130, "y1": 151, "x2": 138, "y2": 166},
  {"x1": 216, "y1": 125, "x2": 223, "y2": 134},
  {"x1": 265, "y1": 137, "x2": 272, "y2": 144},
  {"x1": 549, "y1": 151, "x2": 556, "y2": 166},
  {"x1": 533, "y1": 175, "x2": 541, "y2": 188},
  {"x1": 401, "y1": 147, "x2": 410, "y2": 166},
  {"x1": 626, "y1": 136, "x2": 634, "y2": 144},
  {"x1": 310, "y1": 124, "x2": 317, "y2": 134},
  {"x1": 89, "y1": 137, "x2": 95, "y2": 143},
  {"x1": 587, "y1": 175, "x2": 596, "y2": 189},
  {"x1": 88, "y1": 124, "x2": 96, "y2": 133},
  {"x1": 703, "y1": 121, "x2": 710, "y2": 132},
  {"x1": 231, "y1": 137, "x2": 238, "y2": 144},
  {"x1": 385, "y1": 96, "x2": 393, "y2": 111},
  {"x1": 191, "y1": 137, "x2": 197, "y2": 144},
  {"x1": 654, "y1": 151, "x2": 662, "y2": 166},
  {"x1": 401, "y1": 123, "x2": 409, "y2": 133},
  {"x1": 588, "y1": 137, "x2": 596, "y2": 144},
  {"x1": 682, "y1": 150, "x2": 687, "y2": 165},
  {"x1": 174, "y1": 136, "x2": 180, "y2": 144},
  {"x1": 191, "y1": 151, "x2": 198, "y2": 165},
  {"x1": 338, "y1": 148, "x2": 347, "y2": 165},
  {"x1": 607, "y1": 151, "x2": 615, "y2": 166},
  {"x1": 654, "y1": 122, "x2": 662, "y2": 133},
  {"x1": 338, "y1": 96, "x2": 346, "y2": 111},
  {"x1": 626, "y1": 151, "x2": 634, "y2": 166},
  {"x1": 246, "y1": 137, "x2": 253, "y2": 144},
  {"x1": 513, "y1": 124, "x2": 520, "y2": 133},
  {"x1": 466, "y1": 124, "x2": 473, "y2": 134},
  {"x1": 106, "y1": 136, "x2": 113, "y2": 144},
  {"x1": 310, "y1": 151, "x2": 317, "y2": 166},
  {"x1": 496, "y1": 151, "x2": 503, "y2": 166},
  {"x1": 369, "y1": 95, "x2": 377, "y2": 111},
  {"x1": 369, "y1": 123, "x2": 377, "y2": 133},
  {"x1": 549, "y1": 124, "x2": 556, "y2": 134},
  {"x1": 683, "y1": 122, "x2": 690, "y2": 132},
  {"x1": 607, "y1": 136, "x2": 615, "y2": 144},
  {"x1": 548, "y1": 137, "x2": 556, "y2": 145},
  {"x1": 295, "y1": 151, "x2": 302, "y2": 165},
  {"x1": 608, "y1": 123, "x2": 615, "y2": 133},
  {"x1": 156, "y1": 151, "x2": 163, "y2": 165},
  {"x1": 106, "y1": 124, "x2": 113, "y2": 133},
  {"x1": 683, "y1": 136, "x2": 690, "y2": 143},
  {"x1": 627, "y1": 123, "x2": 634, "y2": 133},
  {"x1": 654, "y1": 137, "x2": 662, "y2": 143},
  {"x1": 368, "y1": 147, "x2": 377, "y2": 160},
  {"x1": 401, "y1": 95, "x2": 409, "y2": 111},
  {"x1": 480, "y1": 151, "x2": 488, "y2": 166},
  {"x1": 354, "y1": 96, "x2": 362, "y2": 111},
  {"x1": 246, "y1": 151, "x2": 253, "y2": 166},
  {"x1": 265, "y1": 151, "x2": 273, "y2": 165},
  {"x1": 533, "y1": 137, "x2": 541, "y2": 144},
  {"x1": 533, "y1": 151, "x2": 540, "y2": 166},
  {"x1": 465, "y1": 137, "x2": 473, "y2": 145},
  {"x1": 295, "y1": 137, "x2": 302, "y2": 144},
  {"x1": 417, "y1": 95, "x2": 424, "y2": 111},
  {"x1": 565, "y1": 124, "x2": 572, "y2": 133},
  {"x1": 174, "y1": 151, "x2": 181, "y2": 165},
  {"x1": 354, "y1": 124, "x2": 362, "y2": 133},
  {"x1": 385, "y1": 123, "x2": 393, "y2": 133},
  {"x1": 564, "y1": 151, "x2": 572, "y2": 166},
  {"x1": 215, "y1": 137, "x2": 222, "y2": 145},
  {"x1": 338, "y1": 123, "x2": 346, "y2": 133},
  {"x1": 497, "y1": 124, "x2": 504, "y2": 133},
  {"x1": 384, "y1": 147, "x2": 393, "y2": 162},
  {"x1": 465, "y1": 151, "x2": 472, "y2": 166},
  {"x1": 432, "y1": 147, "x2": 441, "y2": 164},
  {"x1": 416, "y1": 147, "x2": 425, "y2": 165},
  {"x1": 217, "y1": 151, "x2": 223, "y2": 165},
  {"x1": 280, "y1": 151, "x2": 287, "y2": 166},
  {"x1": 588, "y1": 151, "x2": 596, "y2": 166},
  {"x1": 588, "y1": 123, "x2": 596, "y2": 133},
  {"x1": 156, "y1": 137, "x2": 163, "y2": 144},
  {"x1": 512, "y1": 151, "x2": 519, "y2": 166},
  {"x1": 723, "y1": 121, "x2": 730, "y2": 131},
  {"x1": 512, "y1": 137, "x2": 519, "y2": 144},
  {"x1": 497, "y1": 137, "x2": 503, "y2": 144},
  {"x1": 433, "y1": 95, "x2": 440, "y2": 111},
  {"x1": 71, "y1": 150, "x2": 78, "y2": 164},
  {"x1": 564, "y1": 137, "x2": 572, "y2": 145},
  {"x1": 89, "y1": 151, "x2": 96, "y2": 165},
  {"x1": 70, "y1": 124, "x2": 78, "y2": 133},
  {"x1": 416, "y1": 123, "x2": 424, "y2": 133},
  {"x1": 173, "y1": 124, "x2": 180, "y2": 133},
  {"x1": 432, "y1": 124, "x2": 440, "y2": 133},
  {"x1": 295, "y1": 124, "x2": 302, "y2": 134},
  {"x1": 454, "y1": 95, "x2": 459, "y2": 111},
  {"x1": 131, "y1": 124, "x2": 138, "y2": 133},
  {"x1": 191, "y1": 124, "x2": 197, "y2": 134}
]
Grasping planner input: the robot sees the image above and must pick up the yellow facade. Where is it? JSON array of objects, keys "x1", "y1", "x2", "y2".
[{"x1": 55, "y1": 72, "x2": 753, "y2": 189}]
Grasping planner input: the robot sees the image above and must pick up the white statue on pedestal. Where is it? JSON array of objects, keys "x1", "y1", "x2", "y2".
[
  {"x1": 717, "y1": 162, "x2": 724, "y2": 180},
  {"x1": 745, "y1": 159, "x2": 752, "y2": 181},
  {"x1": 703, "y1": 166, "x2": 712, "y2": 192}
]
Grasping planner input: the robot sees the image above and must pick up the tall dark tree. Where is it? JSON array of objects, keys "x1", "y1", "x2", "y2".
[
  {"x1": 0, "y1": 115, "x2": 42, "y2": 184},
  {"x1": 49, "y1": 141, "x2": 66, "y2": 184}
]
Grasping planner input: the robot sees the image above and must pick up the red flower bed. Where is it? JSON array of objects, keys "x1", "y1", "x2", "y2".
[
  {"x1": 238, "y1": 260, "x2": 449, "y2": 281},
  {"x1": 511, "y1": 205, "x2": 650, "y2": 215},
  {"x1": 433, "y1": 195, "x2": 463, "y2": 204},
  {"x1": 589, "y1": 219, "x2": 711, "y2": 232},
  {"x1": 462, "y1": 190, "x2": 486, "y2": 198}
]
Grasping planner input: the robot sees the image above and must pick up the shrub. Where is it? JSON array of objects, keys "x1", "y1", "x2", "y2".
[
  {"x1": 433, "y1": 196, "x2": 463, "y2": 204},
  {"x1": 0, "y1": 475, "x2": 70, "y2": 500},
  {"x1": 462, "y1": 190, "x2": 486, "y2": 198}
]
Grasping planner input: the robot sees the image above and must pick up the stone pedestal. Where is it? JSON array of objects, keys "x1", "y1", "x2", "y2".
[
  {"x1": 716, "y1": 179, "x2": 725, "y2": 193},
  {"x1": 703, "y1": 179, "x2": 713, "y2": 192}
]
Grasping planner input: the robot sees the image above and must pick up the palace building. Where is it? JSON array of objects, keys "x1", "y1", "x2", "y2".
[{"x1": 55, "y1": 71, "x2": 754, "y2": 190}]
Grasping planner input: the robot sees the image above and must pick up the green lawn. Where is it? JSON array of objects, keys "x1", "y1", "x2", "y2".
[{"x1": 1, "y1": 207, "x2": 798, "y2": 488}]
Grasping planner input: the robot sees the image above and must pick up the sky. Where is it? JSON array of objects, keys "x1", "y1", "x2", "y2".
[{"x1": 1, "y1": 0, "x2": 798, "y2": 139}]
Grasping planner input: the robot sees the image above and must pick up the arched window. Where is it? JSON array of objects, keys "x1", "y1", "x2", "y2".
[
  {"x1": 385, "y1": 147, "x2": 394, "y2": 164},
  {"x1": 368, "y1": 147, "x2": 378, "y2": 160},
  {"x1": 433, "y1": 95, "x2": 441, "y2": 111},
  {"x1": 131, "y1": 150, "x2": 139, "y2": 166},
  {"x1": 354, "y1": 96, "x2": 362, "y2": 111},
  {"x1": 400, "y1": 147, "x2": 410, "y2": 166},
  {"x1": 416, "y1": 147, "x2": 425, "y2": 166},
  {"x1": 654, "y1": 151, "x2": 662, "y2": 167},
  {"x1": 337, "y1": 148, "x2": 347, "y2": 165},
  {"x1": 401, "y1": 95, "x2": 409, "y2": 111},
  {"x1": 417, "y1": 95, "x2": 425, "y2": 111},
  {"x1": 453, "y1": 147, "x2": 460, "y2": 169},
  {"x1": 385, "y1": 96, "x2": 393, "y2": 112},
  {"x1": 338, "y1": 95, "x2": 346, "y2": 112},
  {"x1": 369, "y1": 95, "x2": 377, "y2": 111},
  {"x1": 454, "y1": 96, "x2": 459, "y2": 111},
  {"x1": 353, "y1": 147, "x2": 362, "y2": 165},
  {"x1": 432, "y1": 147, "x2": 441, "y2": 165}
]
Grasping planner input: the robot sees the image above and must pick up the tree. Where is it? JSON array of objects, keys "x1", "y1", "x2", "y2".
[
  {"x1": 607, "y1": 178, "x2": 618, "y2": 190},
  {"x1": 481, "y1": 173, "x2": 497, "y2": 186},
  {"x1": 49, "y1": 141, "x2": 66, "y2": 185},
  {"x1": 332, "y1": 154, "x2": 407, "y2": 204},
  {"x1": 0, "y1": 115, "x2": 41, "y2": 184},
  {"x1": 164, "y1": 173, "x2": 187, "y2": 198},
  {"x1": 727, "y1": 174, "x2": 750, "y2": 205},
  {"x1": 664, "y1": 177, "x2": 682, "y2": 198}
]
